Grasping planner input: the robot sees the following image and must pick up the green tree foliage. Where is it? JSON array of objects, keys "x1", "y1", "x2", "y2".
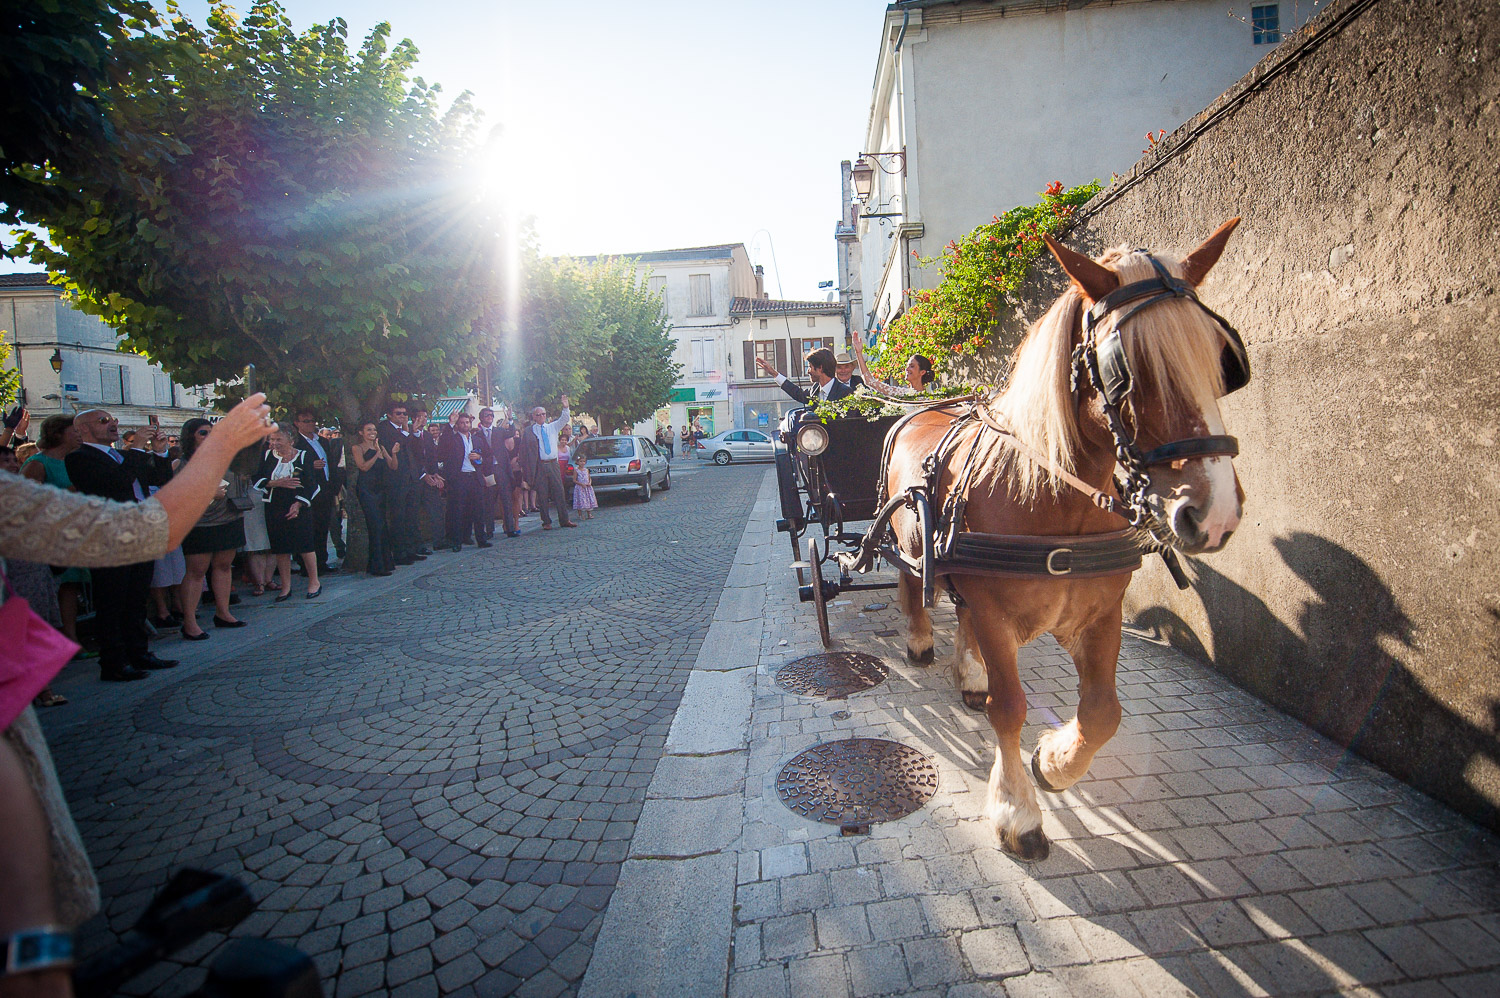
[
  {"x1": 0, "y1": 0, "x2": 171, "y2": 248},
  {"x1": 580, "y1": 260, "x2": 680, "y2": 431},
  {"x1": 16, "y1": 1, "x2": 505, "y2": 423},
  {"x1": 872, "y1": 180, "x2": 1101, "y2": 380},
  {"x1": 497, "y1": 255, "x2": 681, "y2": 427},
  {"x1": 0, "y1": 340, "x2": 20, "y2": 409},
  {"x1": 502, "y1": 252, "x2": 602, "y2": 411}
]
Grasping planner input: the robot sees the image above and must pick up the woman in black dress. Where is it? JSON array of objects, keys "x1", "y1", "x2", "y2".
[
  {"x1": 349, "y1": 420, "x2": 399, "y2": 576},
  {"x1": 177, "y1": 417, "x2": 249, "y2": 638},
  {"x1": 254, "y1": 425, "x2": 322, "y2": 601}
]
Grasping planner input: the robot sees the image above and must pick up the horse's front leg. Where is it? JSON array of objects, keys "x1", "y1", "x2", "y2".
[
  {"x1": 953, "y1": 604, "x2": 987, "y2": 712},
  {"x1": 897, "y1": 570, "x2": 934, "y2": 665},
  {"x1": 967, "y1": 607, "x2": 1048, "y2": 860},
  {"x1": 1033, "y1": 605, "x2": 1125, "y2": 794}
]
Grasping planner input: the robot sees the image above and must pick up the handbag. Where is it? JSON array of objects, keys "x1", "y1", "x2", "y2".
[
  {"x1": 0, "y1": 565, "x2": 81, "y2": 730},
  {"x1": 229, "y1": 497, "x2": 256, "y2": 511}
]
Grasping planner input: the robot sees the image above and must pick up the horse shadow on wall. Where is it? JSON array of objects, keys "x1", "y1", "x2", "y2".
[{"x1": 1131, "y1": 531, "x2": 1500, "y2": 833}]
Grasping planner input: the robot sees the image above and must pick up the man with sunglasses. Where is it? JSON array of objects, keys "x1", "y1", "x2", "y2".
[{"x1": 65, "y1": 409, "x2": 179, "y2": 681}]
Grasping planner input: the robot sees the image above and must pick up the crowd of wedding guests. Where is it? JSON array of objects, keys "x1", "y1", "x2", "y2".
[{"x1": 0, "y1": 392, "x2": 605, "y2": 698}]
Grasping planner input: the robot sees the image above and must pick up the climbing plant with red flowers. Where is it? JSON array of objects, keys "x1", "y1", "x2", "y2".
[{"x1": 870, "y1": 180, "x2": 1101, "y2": 380}]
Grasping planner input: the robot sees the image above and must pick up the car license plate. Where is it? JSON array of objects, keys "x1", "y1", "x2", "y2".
[{"x1": 599, "y1": 466, "x2": 615, "y2": 474}]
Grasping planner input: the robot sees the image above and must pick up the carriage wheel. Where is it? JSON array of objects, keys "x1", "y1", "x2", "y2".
[
  {"x1": 809, "y1": 540, "x2": 833, "y2": 648},
  {"x1": 790, "y1": 530, "x2": 806, "y2": 586}
]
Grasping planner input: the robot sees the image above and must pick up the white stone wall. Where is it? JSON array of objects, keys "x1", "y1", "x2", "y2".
[{"x1": 854, "y1": 0, "x2": 1317, "y2": 323}]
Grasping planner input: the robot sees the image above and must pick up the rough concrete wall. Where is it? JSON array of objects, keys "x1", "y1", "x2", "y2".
[{"x1": 971, "y1": 0, "x2": 1500, "y2": 830}]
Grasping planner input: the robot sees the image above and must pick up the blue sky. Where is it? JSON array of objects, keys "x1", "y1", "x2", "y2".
[{"x1": 7, "y1": 1, "x2": 892, "y2": 300}]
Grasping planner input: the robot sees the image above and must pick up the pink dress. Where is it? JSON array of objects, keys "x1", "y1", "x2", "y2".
[{"x1": 572, "y1": 464, "x2": 598, "y2": 510}]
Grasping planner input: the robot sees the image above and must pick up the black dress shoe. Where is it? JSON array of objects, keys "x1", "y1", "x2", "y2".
[
  {"x1": 228, "y1": 592, "x2": 242, "y2": 605},
  {"x1": 476, "y1": 540, "x2": 492, "y2": 548},
  {"x1": 101, "y1": 664, "x2": 148, "y2": 681},
  {"x1": 416, "y1": 547, "x2": 433, "y2": 556},
  {"x1": 507, "y1": 531, "x2": 521, "y2": 538},
  {"x1": 319, "y1": 565, "x2": 338, "y2": 575},
  {"x1": 133, "y1": 653, "x2": 179, "y2": 670},
  {"x1": 448, "y1": 543, "x2": 463, "y2": 553},
  {"x1": 214, "y1": 617, "x2": 247, "y2": 628},
  {"x1": 152, "y1": 615, "x2": 181, "y2": 630},
  {"x1": 411, "y1": 553, "x2": 427, "y2": 561},
  {"x1": 180, "y1": 630, "x2": 210, "y2": 641}
]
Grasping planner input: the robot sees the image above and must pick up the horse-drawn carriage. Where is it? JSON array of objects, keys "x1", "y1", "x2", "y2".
[
  {"x1": 773, "y1": 405, "x2": 907, "y2": 645},
  {"x1": 767, "y1": 222, "x2": 1251, "y2": 859}
]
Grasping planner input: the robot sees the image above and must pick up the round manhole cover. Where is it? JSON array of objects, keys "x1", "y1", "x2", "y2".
[
  {"x1": 775, "y1": 652, "x2": 888, "y2": 700},
  {"x1": 776, "y1": 738, "x2": 938, "y2": 825}
]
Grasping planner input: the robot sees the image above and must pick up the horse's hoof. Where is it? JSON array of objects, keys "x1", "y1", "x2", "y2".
[
  {"x1": 907, "y1": 645, "x2": 935, "y2": 666},
  {"x1": 962, "y1": 690, "x2": 988, "y2": 712},
  {"x1": 1009, "y1": 827, "x2": 1051, "y2": 862},
  {"x1": 1029, "y1": 747, "x2": 1066, "y2": 795}
]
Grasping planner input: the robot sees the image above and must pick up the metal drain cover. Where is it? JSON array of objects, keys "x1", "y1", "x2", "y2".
[
  {"x1": 776, "y1": 738, "x2": 938, "y2": 825},
  {"x1": 774, "y1": 652, "x2": 888, "y2": 700}
]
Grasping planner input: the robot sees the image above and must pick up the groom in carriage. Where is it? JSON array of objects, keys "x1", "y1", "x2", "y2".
[{"x1": 755, "y1": 347, "x2": 859, "y2": 405}]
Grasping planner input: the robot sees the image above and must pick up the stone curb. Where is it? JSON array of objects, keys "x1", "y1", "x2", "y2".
[{"x1": 579, "y1": 471, "x2": 777, "y2": 998}]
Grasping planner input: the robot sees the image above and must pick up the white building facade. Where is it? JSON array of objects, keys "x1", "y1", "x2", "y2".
[
  {"x1": 0, "y1": 273, "x2": 210, "y2": 429},
  {"x1": 601, "y1": 244, "x2": 759, "y2": 437},
  {"x1": 728, "y1": 297, "x2": 848, "y2": 432},
  {"x1": 848, "y1": 0, "x2": 1314, "y2": 332}
]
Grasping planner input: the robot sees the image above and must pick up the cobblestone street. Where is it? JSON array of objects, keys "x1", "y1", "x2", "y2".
[{"x1": 40, "y1": 461, "x2": 763, "y2": 998}]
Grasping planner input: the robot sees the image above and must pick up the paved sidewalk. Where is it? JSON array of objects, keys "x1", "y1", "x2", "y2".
[{"x1": 583, "y1": 470, "x2": 1500, "y2": 998}]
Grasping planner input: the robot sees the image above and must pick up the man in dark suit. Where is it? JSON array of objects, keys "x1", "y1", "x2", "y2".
[
  {"x1": 293, "y1": 407, "x2": 343, "y2": 573},
  {"x1": 473, "y1": 407, "x2": 517, "y2": 540},
  {"x1": 378, "y1": 401, "x2": 423, "y2": 565},
  {"x1": 65, "y1": 408, "x2": 178, "y2": 681},
  {"x1": 435, "y1": 411, "x2": 491, "y2": 551},
  {"x1": 755, "y1": 347, "x2": 853, "y2": 404}
]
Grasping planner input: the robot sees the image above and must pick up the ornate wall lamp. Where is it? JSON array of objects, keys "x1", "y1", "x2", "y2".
[{"x1": 851, "y1": 150, "x2": 906, "y2": 219}]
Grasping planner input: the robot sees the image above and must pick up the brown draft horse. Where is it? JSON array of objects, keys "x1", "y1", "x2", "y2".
[{"x1": 883, "y1": 221, "x2": 1247, "y2": 860}]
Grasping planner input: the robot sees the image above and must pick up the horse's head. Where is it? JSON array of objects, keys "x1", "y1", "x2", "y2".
[{"x1": 1045, "y1": 220, "x2": 1248, "y2": 554}]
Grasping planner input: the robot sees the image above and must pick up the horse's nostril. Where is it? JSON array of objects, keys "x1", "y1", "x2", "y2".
[{"x1": 1173, "y1": 504, "x2": 1205, "y2": 542}]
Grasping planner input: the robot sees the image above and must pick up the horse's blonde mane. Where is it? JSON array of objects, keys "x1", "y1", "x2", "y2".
[{"x1": 985, "y1": 245, "x2": 1229, "y2": 501}]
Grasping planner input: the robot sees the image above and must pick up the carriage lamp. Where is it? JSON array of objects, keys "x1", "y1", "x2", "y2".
[
  {"x1": 796, "y1": 422, "x2": 830, "y2": 456},
  {"x1": 49, "y1": 348, "x2": 64, "y2": 373}
]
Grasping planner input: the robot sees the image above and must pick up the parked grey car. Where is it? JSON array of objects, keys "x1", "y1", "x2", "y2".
[
  {"x1": 696, "y1": 428, "x2": 776, "y2": 465},
  {"x1": 576, "y1": 435, "x2": 671, "y2": 501}
]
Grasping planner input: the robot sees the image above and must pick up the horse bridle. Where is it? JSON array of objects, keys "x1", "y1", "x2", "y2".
[{"x1": 1069, "y1": 252, "x2": 1250, "y2": 529}]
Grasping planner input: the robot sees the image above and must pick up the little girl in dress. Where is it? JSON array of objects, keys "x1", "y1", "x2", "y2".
[{"x1": 572, "y1": 456, "x2": 598, "y2": 520}]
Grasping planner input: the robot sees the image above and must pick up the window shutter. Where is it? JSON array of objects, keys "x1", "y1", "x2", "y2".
[
  {"x1": 775, "y1": 340, "x2": 788, "y2": 373},
  {"x1": 101, "y1": 364, "x2": 123, "y2": 405},
  {"x1": 742, "y1": 341, "x2": 755, "y2": 378}
]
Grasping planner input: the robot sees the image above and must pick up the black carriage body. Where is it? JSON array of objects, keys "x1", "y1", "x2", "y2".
[{"x1": 775, "y1": 408, "x2": 902, "y2": 534}]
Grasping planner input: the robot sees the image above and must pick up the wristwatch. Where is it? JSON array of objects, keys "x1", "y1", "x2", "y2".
[{"x1": 3, "y1": 928, "x2": 74, "y2": 975}]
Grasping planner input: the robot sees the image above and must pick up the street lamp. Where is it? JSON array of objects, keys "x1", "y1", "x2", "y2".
[
  {"x1": 49, "y1": 348, "x2": 63, "y2": 373},
  {"x1": 850, "y1": 151, "x2": 906, "y2": 220}
]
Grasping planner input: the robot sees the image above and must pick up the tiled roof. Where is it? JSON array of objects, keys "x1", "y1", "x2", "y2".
[
  {"x1": 582, "y1": 243, "x2": 742, "y2": 264},
  {"x1": 0, "y1": 272, "x2": 55, "y2": 288},
  {"x1": 730, "y1": 297, "x2": 843, "y2": 315}
]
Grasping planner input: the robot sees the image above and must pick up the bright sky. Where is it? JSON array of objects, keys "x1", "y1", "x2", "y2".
[{"x1": 5, "y1": 1, "x2": 891, "y2": 299}]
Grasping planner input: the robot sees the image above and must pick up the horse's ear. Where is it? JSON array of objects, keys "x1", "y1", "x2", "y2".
[
  {"x1": 1043, "y1": 234, "x2": 1117, "y2": 304},
  {"x1": 1181, "y1": 217, "x2": 1241, "y2": 286}
]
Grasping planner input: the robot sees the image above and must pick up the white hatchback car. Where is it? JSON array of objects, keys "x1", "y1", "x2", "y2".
[
  {"x1": 576, "y1": 435, "x2": 671, "y2": 501},
  {"x1": 695, "y1": 428, "x2": 776, "y2": 465}
]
